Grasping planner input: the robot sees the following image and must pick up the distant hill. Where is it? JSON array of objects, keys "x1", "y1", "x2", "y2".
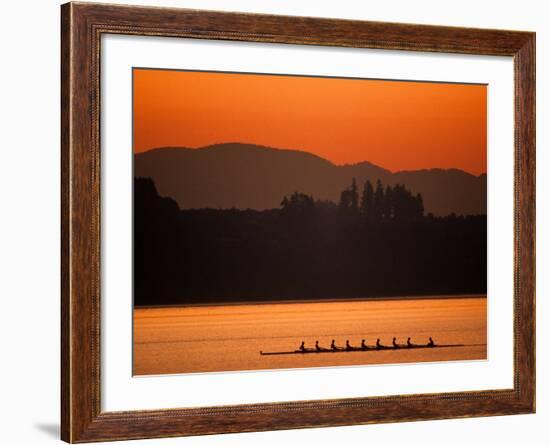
[{"x1": 134, "y1": 143, "x2": 486, "y2": 216}]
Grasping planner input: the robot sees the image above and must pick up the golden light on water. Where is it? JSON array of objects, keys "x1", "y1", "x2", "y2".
[{"x1": 133, "y1": 297, "x2": 487, "y2": 375}]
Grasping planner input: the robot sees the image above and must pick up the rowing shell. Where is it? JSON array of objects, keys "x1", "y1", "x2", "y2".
[{"x1": 259, "y1": 344, "x2": 466, "y2": 356}]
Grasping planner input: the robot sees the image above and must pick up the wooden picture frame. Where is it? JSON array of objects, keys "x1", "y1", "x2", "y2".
[{"x1": 61, "y1": 2, "x2": 535, "y2": 442}]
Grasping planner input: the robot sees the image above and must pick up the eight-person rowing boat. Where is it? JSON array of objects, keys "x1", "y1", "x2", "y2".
[{"x1": 259, "y1": 337, "x2": 463, "y2": 356}]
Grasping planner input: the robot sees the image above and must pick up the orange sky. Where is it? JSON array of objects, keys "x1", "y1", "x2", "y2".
[{"x1": 133, "y1": 69, "x2": 487, "y2": 175}]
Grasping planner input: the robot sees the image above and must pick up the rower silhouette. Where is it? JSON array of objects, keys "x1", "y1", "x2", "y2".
[
  {"x1": 392, "y1": 337, "x2": 399, "y2": 348},
  {"x1": 331, "y1": 339, "x2": 337, "y2": 350},
  {"x1": 361, "y1": 339, "x2": 367, "y2": 349},
  {"x1": 299, "y1": 341, "x2": 306, "y2": 352},
  {"x1": 428, "y1": 337, "x2": 435, "y2": 347},
  {"x1": 407, "y1": 337, "x2": 412, "y2": 347},
  {"x1": 376, "y1": 338, "x2": 382, "y2": 349},
  {"x1": 346, "y1": 340, "x2": 352, "y2": 350},
  {"x1": 315, "y1": 340, "x2": 321, "y2": 351}
]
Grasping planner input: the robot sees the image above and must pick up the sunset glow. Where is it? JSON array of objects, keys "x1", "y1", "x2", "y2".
[{"x1": 133, "y1": 68, "x2": 487, "y2": 175}]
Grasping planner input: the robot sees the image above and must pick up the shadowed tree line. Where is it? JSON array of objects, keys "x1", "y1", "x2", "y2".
[
  {"x1": 283, "y1": 178, "x2": 425, "y2": 222},
  {"x1": 134, "y1": 177, "x2": 486, "y2": 306}
]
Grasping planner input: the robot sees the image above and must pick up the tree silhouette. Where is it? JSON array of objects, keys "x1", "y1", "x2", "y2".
[
  {"x1": 339, "y1": 189, "x2": 350, "y2": 211},
  {"x1": 384, "y1": 184, "x2": 393, "y2": 220},
  {"x1": 415, "y1": 193, "x2": 425, "y2": 219},
  {"x1": 281, "y1": 192, "x2": 315, "y2": 214},
  {"x1": 389, "y1": 183, "x2": 425, "y2": 221},
  {"x1": 338, "y1": 178, "x2": 359, "y2": 214},
  {"x1": 391, "y1": 184, "x2": 403, "y2": 220},
  {"x1": 350, "y1": 178, "x2": 359, "y2": 212},
  {"x1": 281, "y1": 192, "x2": 316, "y2": 224},
  {"x1": 373, "y1": 179, "x2": 385, "y2": 221},
  {"x1": 360, "y1": 180, "x2": 374, "y2": 221}
]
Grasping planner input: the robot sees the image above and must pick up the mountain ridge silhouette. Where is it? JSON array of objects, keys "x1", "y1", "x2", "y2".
[{"x1": 134, "y1": 143, "x2": 486, "y2": 216}]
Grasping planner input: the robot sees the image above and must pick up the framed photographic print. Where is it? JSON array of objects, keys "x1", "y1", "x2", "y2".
[{"x1": 61, "y1": 2, "x2": 535, "y2": 442}]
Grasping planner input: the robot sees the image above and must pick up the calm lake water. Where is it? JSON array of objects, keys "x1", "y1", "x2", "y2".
[{"x1": 133, "y1": 296, "x2": 486, "y2": 375}]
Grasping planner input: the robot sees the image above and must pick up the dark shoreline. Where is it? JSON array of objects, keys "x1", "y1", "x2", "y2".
[{"x1": 134, "y1": 294, "x2": 487, "y2": 310}]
